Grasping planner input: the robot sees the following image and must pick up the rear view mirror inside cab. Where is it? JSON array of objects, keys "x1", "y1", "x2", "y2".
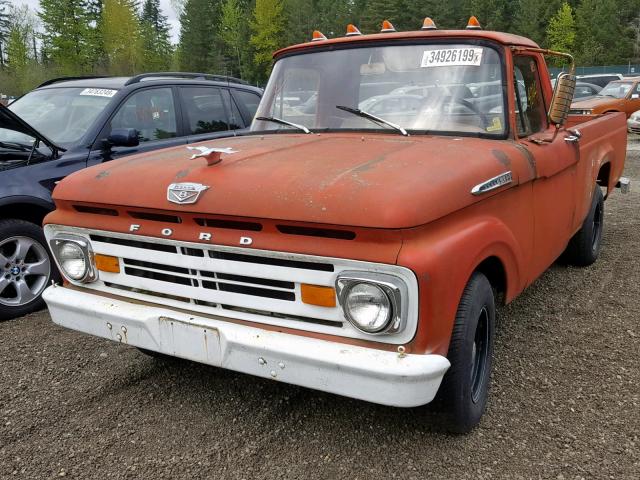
[{"x1": 360, "y1": 63, "x2": 386, "y2": 75}]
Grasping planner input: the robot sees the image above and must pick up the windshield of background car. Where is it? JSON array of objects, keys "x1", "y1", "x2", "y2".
[
  {"x1": 253, "y1": 43, "x2": 506, "y2": 136},
  {"x1": 598, "y1": 82, "x2": 633, "y2": 99},
  {"x1": 3, "y1": 87, "x2": 116, "y2": 146}
]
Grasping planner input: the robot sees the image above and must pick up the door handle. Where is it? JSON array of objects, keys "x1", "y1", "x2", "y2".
[{"x1": 564, "y1": 128, "x2": 581, "y2": 144}]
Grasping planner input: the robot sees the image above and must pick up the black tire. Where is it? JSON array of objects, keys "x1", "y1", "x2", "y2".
[
  {"x1": 0, "y1": 219, "x2": 58, "y2": 321},
  {"x1": 563, "y1": 187, "x2": 604, "y2": 267},
  {"x1": 437, "y1": 272, "x2": 495, "y2": 434}
]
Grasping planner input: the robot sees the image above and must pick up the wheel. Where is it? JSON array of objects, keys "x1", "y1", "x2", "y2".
[
  {"x1": 0, "y1": 219, "x2": 57, "y2": 321},
  {"x1": 437, "y1": 272, "x2": 495, "y2": 434},
  {"x1": 563, "y1": 187, "x2": 604, "y2": 267}
]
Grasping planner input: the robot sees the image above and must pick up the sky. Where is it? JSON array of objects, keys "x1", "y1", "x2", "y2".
[{"x1": 15, "y1": 0, "x2": 181, "y2": 44}]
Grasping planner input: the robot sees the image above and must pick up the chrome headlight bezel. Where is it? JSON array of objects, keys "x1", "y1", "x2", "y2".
[
  {"x1": 49, "y1": 234, "x2": 97, "y2": 284},
  {"x1": 335, "y1": 272, "x2": 408, "y2": 335}
]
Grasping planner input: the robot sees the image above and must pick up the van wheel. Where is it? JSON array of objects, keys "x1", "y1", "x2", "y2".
[
  {"x1": 0, "y1": 219, "x2": 56, "y2": 321},
  {"x1": 563, "y1": 187, "x2": 604, "y2": 266},
  {"x1": 438, "y1": 272, "x2": 495, "y2": 434}
]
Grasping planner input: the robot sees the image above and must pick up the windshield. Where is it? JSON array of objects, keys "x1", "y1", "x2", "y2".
[
  {"x1": 3, "y1": 87, "x2": 116, "y2": 146},
  {"x1": 253, "y1": 43, "x2": 506, "y2": 136},
  {"x1": 598, "y1": 82, "x2": 632, "y2": 99}
]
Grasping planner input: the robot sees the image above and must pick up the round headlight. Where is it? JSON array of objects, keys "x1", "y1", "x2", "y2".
[
  {"x1": 344, "y1": 282, "x2": 392, "y2": 333},
  {"x1": 58, "y1": 242, "x2": 87, "y2": 280}
]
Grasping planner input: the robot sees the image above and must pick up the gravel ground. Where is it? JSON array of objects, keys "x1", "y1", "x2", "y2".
[{"x1": 1, "y1": 143, "x2": 639, "y2": 480}]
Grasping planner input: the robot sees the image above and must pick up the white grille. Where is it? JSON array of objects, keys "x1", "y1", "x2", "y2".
[{"x1": 44, "y1": 225, "x2": 419, "y2": 344}]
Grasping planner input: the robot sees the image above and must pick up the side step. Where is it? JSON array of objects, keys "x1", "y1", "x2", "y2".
[{"x1": 616, "y1": 177, "x2": 631, "y2": 194}]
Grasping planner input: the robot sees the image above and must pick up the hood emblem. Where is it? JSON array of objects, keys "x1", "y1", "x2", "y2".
[
  {"x1": 167, "y1": 182, "x2": 210, "y2": 204},
  {"x1": 187, "y1": 146, "x2": 237, "y2": 166}
]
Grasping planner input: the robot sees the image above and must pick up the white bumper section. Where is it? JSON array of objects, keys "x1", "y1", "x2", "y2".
[{"x1": 43, "y1": 286, "x2": 450, "y2": 408}]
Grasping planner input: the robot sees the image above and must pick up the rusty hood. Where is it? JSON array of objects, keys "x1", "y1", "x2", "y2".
[{"x1": 53, "y1": 133, "x2": 529, "y2": 229}]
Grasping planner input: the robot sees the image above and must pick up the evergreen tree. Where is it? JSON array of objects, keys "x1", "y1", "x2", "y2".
[
  {"x1": 140, "y1": 0, "x2": 173, "y2": 71},
  {"x1": 38, "y1": 0, "x2": 93, "y2": 74},
  {"x1": 102, "y1": 0, "x2": 143, "y2": 74},
  {"x1": 362, "y1": 0, "x2": 403, "y2": 32},
  {"x1": 283, "y1": 0, "x2": 315, "y2": 44},
  {"x1": 468, "y1": 0, "x2": 515, "y2": 32},
  {"x1": 219, "y1": 0, "x2": 249, "y2": 78},
  {"x1": 575, "y1": 0, "x2": 632, "y2": 65},
  {"x1": 85, "y1": 0, "x2": 107, "y2": 71},
  {"x1": 250, "y1": 0, "x2": 286, "y2": 82},
  {"x1": 178, "y1": 0, "x2": 220, "y2": 72},
  {"x1": 547, "y1": 2, "x2": 575, "y2": 64}
]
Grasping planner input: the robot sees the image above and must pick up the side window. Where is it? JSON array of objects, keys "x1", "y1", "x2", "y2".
[
  {"x1": 181, "y1": 87, "x2": 230, "y2": 135},
  {"x1": 513, "y1": 56, "x2": 546, "y2": 137},
  {"x1": 221, "y1": 89, "x2": 244, "y2": 129},
  {"x1": 234, "y1": 90, "x2": 261, "y2": 120},
  {"x1": 111, "y1": 88, "x2": 177, "y2": 142}
]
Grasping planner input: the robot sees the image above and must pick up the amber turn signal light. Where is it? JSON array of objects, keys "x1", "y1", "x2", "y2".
[
  {"x1": 312, "y1": 30, "x2": 327, "y2": 41},
  {"x1": 301, "y1": 284, "x2": 336, "y2": 308},
  {"x1": 421, "y1": 17, "x2": 437, "y2": 30},
  {"x1": 466, "y1": 16, "x2": 482, "y2": 30},
  {"x1": 95, "y1": 254, "x2": 120, "y2": 273},
  {"x1": 381, "y1": 20, "x2": 396, "y2": 33},
  {"x1": 345, "y1": 24, "x2": 362, "y2": 36}
]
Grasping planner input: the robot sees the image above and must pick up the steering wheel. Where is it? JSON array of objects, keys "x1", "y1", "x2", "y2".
[{"x1": 438, "y1": 95, "x2": 490, "y2": 129}]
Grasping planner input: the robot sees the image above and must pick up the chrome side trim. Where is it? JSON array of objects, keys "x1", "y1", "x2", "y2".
[{"x1": 471, "y1": 171, "x2": 513, "y2": 196}]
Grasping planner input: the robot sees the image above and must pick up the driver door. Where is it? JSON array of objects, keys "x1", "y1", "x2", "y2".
[{"x1": 513, "y1": 54, "x2": 579, "y2": 281}]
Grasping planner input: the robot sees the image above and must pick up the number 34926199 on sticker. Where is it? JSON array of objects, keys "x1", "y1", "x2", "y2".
[{"x1": 421, "y1": 47, "x2": 483, "y2": 68}]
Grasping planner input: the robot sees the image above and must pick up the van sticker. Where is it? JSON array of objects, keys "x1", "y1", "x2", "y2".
[
  {"x1": 79, "y1": 88, "x2": 118, "y2": 98},
  {"x1": 486, "y1": 117, "x2": 502, "y2": 132},
  {"x1": 421, "y1": 48, "x2": 483, "y2": 68}
]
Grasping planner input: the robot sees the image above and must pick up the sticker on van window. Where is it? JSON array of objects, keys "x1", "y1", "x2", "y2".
[
  {"x1": 79, "y1": 88, "x2": 117, "y2": 98},
  {"x1": 421, "y1": 48, "x2": 483, "y2": 68}
]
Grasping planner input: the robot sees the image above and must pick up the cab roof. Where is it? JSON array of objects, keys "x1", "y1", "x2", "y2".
[{"x1": 275, "y1": 29, "x2": 540, "y2": 58}]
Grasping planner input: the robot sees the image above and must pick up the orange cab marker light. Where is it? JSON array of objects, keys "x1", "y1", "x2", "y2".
[
  {"x1": 345, "y1": 24, "x2": 362, "y2": 36},
  {"x1": 421, "y1": 17, "x2": 437, "y2": 30},
  {"x1": 301, "y1": 284, "x2": 337, "y2": 308},
  {"x1": 95, "y1": 254, "x2": 120, "y2": 273},
  {"x1": 466, "y1": 16, "x2": 482, "y2": 30},
  {"x1": 381, "y1": 20, "x2": 396, "y2": 33},
  {"x1": 312, "y1": 30, "x2": 327, "y2": 42}
]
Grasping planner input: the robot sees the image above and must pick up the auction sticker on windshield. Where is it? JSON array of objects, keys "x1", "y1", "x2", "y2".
[
  {"x1": 79, "y1": 88, "x2": 118, "y2": 98},
  {"x1": 421, "y1": 48, "x2": 483, "y2": 68}
]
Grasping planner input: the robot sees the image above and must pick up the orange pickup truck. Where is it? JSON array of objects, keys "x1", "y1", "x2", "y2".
[{"x1": 41, "y1": 18, "x2": 630, "y2": 432}]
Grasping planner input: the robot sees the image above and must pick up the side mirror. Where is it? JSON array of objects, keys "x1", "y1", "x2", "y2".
[
  {"x1": 107, "y1": 128, "x2": 139, "y2": 147},
  {"x1": 548, "y1": 72, "x2": 576, "y2": 126}
]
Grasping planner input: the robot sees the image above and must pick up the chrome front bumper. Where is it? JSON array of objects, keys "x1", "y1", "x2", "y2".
[{"x1": 43, "y1": 286, "x2": 450, "y2": 408}]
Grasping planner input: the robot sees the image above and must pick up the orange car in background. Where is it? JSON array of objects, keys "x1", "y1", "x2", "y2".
[{"x1": 570, "y1": 77, "x2": 640, "y2": 117}]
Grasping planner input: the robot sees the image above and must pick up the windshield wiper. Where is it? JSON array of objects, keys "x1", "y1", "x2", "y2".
[
  {"x1": 0, "y1": 141, "x2": 33, "y2": 152},
  {"x1": 255, "y1": 116, "x2": 311, "y2": 134},
  {"x1": 336, "y1": 105, "x2": 409, "y2": 136}
]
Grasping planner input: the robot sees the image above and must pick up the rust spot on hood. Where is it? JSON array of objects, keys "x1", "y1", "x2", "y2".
[{"x1": 492, "y1": 149, "x2": 511, "y2": 168}]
